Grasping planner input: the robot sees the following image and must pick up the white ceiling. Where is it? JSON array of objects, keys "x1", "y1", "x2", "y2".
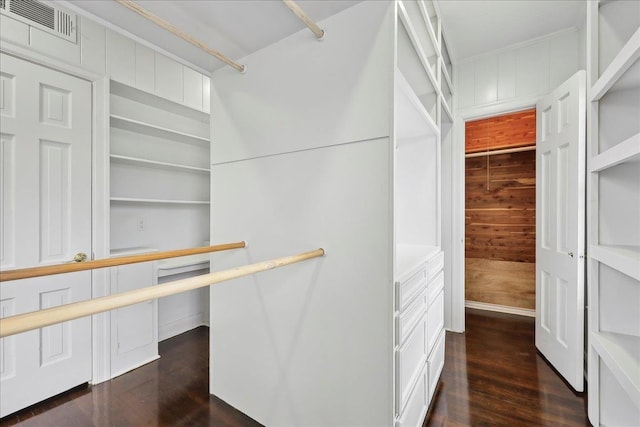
[
  {"x1": 65, "y1": 0, "x2": 586, "y2": 72},
  {"x1": 436, "y1": 0, "x2": 586, "y2": 61},
  {"x1": 65, "y1": 0, "x2": 361, "y2": 73}
]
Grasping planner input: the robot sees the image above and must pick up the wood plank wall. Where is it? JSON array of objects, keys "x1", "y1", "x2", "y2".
[
  {"x1": 465, "y1": 109, "x2": 536, "y2": 153},
  {"x1": 465, "y1": 109, "x2": 536, "y2": 310}
]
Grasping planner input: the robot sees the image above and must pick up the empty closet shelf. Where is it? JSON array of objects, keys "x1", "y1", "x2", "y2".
[{"x1": 157, "y1": 254, "x2": 210, "y2": 277}]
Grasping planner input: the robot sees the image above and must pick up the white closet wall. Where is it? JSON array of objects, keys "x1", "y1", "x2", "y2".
[
  {"x1": 456, "y1": 29, "x2": 583, "y2": 111},
  {"x1": 210, "y1": 1, "x2": 451, "y2": 425},
  {"x1": 210, "y1": 4, "x2": 394, "y2": 425}
]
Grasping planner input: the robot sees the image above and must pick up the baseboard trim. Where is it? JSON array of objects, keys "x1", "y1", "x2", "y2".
[
  {"x1": 159, "y1": 313, "x2": 207, "y2": 341},
  {"x1": 465, "y1": 300, "x2": 536, "y2": 318}
]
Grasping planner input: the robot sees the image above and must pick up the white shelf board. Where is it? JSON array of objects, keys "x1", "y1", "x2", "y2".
[
  {"x1": 157, "y1": 253, "x2": 210, "y2": 277},
  {"x1": 110, "y1": 114, "x2": 209, "y2": 145},
  {"x1": 591, "y1": 133, "x2": 640, "y2": 172},
  {"x1": 591, "y1": 27, "x2": 640, "y2": 101},
  {"x1": 110, "y1": 247, "x2": 157, "y2": 257},
  {"x1": 591, "y1": 331, "x2": 640, "y2": 409},
  {"x1": 110, "y1": 154, "x2": 210, "y2": 173},
  {"x1": 591, "y1": 244, "x2": 640, "y2": 281},
  {"x1": 397, "y1": 2, "x2": 440, "y2": 102},
  {"x1": 441, "y1": 97, "x2": 453, "y2": 124},
  {"x1": 111, "y1": 197, "x2": 210, "y2": 205},
  {"x1": 395, "y1": 244, "x2": 439, "y2": 282},
  {"x1": 416, "y1": 0, "x2": 441, "y2": 58},
  {"x1": 441, "y1": 60, "x2": 453, "y2": 93},
  {"x1": 395, "y1": 70, "x2": 439, "y2": 140}
]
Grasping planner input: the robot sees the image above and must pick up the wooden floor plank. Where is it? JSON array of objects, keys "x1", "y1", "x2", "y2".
[
  {"x1": 1, "y1": 310, "x2": 589, "y2": 426},
  {"x1": 424, "y1": 309, "x2": 589, "y2": 427}
]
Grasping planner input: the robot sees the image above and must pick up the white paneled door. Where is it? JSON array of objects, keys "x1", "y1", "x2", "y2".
[
  {"x1": 535, "y1": 70, "x2": 586, "y2": 392},
  {"x1": 0, "y1": 54, "x2": 92, "y2": 417}
]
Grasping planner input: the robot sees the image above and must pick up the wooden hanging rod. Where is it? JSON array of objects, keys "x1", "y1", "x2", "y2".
[
  {"x1": 282, "y1": 0, "x2": 325, "y2": 40},
  {"x1": 465, "y1": 145, "x2": 536, "y2": 158},
  {"x1": 0, "y1": 248, "x2": 324, "y2": 338},
  {"x1": 114, "y1": 0, "x2": 246, "y2": 72},
  {"x1": 0, "y1": 242, "x2": 246, "y2": 282}
]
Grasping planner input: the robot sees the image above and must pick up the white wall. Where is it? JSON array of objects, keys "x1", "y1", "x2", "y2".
[
  {"x1": 456, "y1": 28, "x2": 583, "y2": 111},
  {"x1": 445, "y1": 27, "x2": 585, "y2": 331},
  {"x1": 210, "y1": 2, "x2": 396, "y2": 426}
]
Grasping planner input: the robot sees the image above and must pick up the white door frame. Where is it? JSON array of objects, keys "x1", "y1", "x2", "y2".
[
  {"x1": 449, "y1": 95, "x2": 546, "y2": 333},
  {"x1": 0, "y1": 42, "x2": 112, "y2": 384}
]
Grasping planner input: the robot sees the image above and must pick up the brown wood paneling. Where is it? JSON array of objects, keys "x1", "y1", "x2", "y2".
[
  {"x1": 465, "y1": 258, "x2": 535, "y2": 309},
  {"x1": 465, "y1": 108, "x2": 536, "y2": 153},
  {"x1": 465, "y1": 150, "x2": 536, "y2": 263}
]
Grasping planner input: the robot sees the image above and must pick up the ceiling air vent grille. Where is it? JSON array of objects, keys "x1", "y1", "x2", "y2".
[{"x1": 1, "y1": 0, "x2": 76, "y2": 42}]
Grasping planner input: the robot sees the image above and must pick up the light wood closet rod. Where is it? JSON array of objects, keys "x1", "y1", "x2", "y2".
[
  {"x1": 282, "y1": 0, "x2": 325, "y2": 40},
  {"x1": 0, "y1": 242, "x2": 246, "y2": 282},
  {"x1": 114, "y1": 0, "x2": 246, "y2": 72},
  {"x1": 465, "y1": 145, "x2": 536, "y2": 158},
  {"x1": 0, "y1": 248, "x2": 324, "y2": 338}
]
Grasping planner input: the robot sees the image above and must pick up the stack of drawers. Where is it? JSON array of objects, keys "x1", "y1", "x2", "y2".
[{"x1": 394, "y1": 250, "x2": 445, "y2": 427}]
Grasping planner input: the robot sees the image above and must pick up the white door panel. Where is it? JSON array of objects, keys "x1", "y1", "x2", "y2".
[
  {"x1": 0, "y1": 54, "x2": 92, "y2": 417},
  {"x1": 535, "y1": 70, "x2": 586, "y2": 392}
]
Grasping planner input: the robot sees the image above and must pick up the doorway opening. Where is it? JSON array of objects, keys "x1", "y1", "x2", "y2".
[{"x1": 464, "y1": 109, "x2": 537, "y2": 316}]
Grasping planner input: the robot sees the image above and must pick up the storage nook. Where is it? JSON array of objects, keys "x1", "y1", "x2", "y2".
[
  {"x1": 208, "y1": 1, "x2": 451, "y2": 425},
  {"x1": 105, "y1": 30, "x2": 212, "y2": 375},
  {"x1": 586, "y1": 0, "x2": 640, "y2": 425}
]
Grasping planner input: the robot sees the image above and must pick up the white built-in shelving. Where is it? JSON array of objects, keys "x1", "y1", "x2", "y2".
[
  {"x1": 393, "y1": 2, "x2": 451, "y2": 426},
  {"x1": 109, "y1": 80, "x2": 211, "y2": 219},
  {"x1": 109, "y1": 78, "x2": 211, "y2": 351},
  {"x1": 110, "y1": 197, "x2": 210, "y2": 205},
  {"x1": 590, "y1": 133, "x2": 640, "y2": 172},
  {"x1": 587, "y1": 0, "x2": 640, "y2": 425},
  {"x1": 110, "y1": 154, "x2": 210, "y2": 174},
  {"x1": 110, "y1": 114, "x2": 209, "y2": 145}
]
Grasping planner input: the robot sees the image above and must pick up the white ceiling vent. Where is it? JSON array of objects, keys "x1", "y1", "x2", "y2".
[{"x1": 1, "y1": 0, "x2": 76, "y2": 43}]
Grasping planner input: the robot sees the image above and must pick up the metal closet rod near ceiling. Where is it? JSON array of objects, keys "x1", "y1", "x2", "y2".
[
  {"x1": 114, "y1": 0, "x2": 246, "y2": 72},
  {"x1": 282, "y1": 0, "x2": 325, "y2": 40}
]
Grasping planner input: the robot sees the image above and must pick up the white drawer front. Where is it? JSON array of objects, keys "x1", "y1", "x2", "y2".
[
  {"x1": 426, "y1": 290, "x2": 444, "y2": 353},
  {"x1": 396, "y1": 315, "x2": 427, "y2": 413},
  {"x1": 395, "y1": 367, "x2": 428, "y2": 427},
  {"x1": 428, "y1": 330, "x2": 445, "y2": 401},
  {"x1": 427, "y1": 271, "x2": 444, "y2": 307},
  {"x1": 428, "y1": 251, "x2": 444, "y2": 280},
  {"x1": 396, "y1": 290, "x2": 427, "y2": 346},
  {"x1": 396, "y1": 266, "x2": 427, "y2": 311}
]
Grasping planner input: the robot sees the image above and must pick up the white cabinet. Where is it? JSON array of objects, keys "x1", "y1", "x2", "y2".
[
  {"x1": 586, "y1": 1, "x2": 640, "y2": 425},
  {"x1": 394, "y1": 249, "x2": 444, "y2": 426},
  {"x1": 106, "y1": 29, "x2": 136, "y2": 87},
  {"x1": 155, "y1": 53, "x2": 183, "y2": 103},
  {"x1": 109, "y1": 248, "x2": 159, "y2": 377}
]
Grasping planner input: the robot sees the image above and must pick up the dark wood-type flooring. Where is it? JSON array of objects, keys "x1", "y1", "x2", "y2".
[
  {"x1": 424, "y1": 309, "x2": 589, "y2": 427},
  {"x1": 2, "y1": 309, "x2": 589, "y2": 426}
]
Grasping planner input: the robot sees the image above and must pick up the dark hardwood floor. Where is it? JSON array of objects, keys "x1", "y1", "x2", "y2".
[
  {"x1": 0, "y1": 327, "x2": 262, "y2": 427},
  {"x1": 424, "y1": 309, "x2": 589, "y2": 427},
  {"x1": 1, "y1": 309, "x2": 589, "y2": 426}
]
